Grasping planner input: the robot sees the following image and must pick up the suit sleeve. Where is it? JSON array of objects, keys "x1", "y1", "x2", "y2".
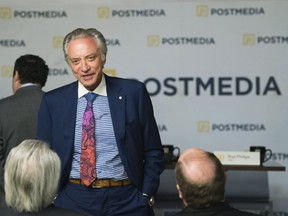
[
  {"x1": 138, "y1": 84, "x2": 164, "y2": 196},
  {"x1": 37, "y1": 95, "x2": 52, "y2": 145}
]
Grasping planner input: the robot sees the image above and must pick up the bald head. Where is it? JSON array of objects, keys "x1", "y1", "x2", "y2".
[
  {"x1": 178, "y1": 148, "x2": 216, "y2": 186},
  {"x1": 175, "y1": 148, "x2": 226, "y2": 208}
]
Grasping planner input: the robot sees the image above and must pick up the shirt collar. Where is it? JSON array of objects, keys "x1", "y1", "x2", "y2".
[
  {"x1": 78, "y1": 74, "x2": 107, "y2": 98},
  {"x1": 20, "y1": 83, "x2": 40, "y2": 88}
]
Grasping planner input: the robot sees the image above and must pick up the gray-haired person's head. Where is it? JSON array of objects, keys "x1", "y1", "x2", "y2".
[
  {"x1": 63, "y1": 28, "x2": 107, "y2": 64},
  {"x1": 4, "y1": 139, "x2": 61, "y2": 213}
]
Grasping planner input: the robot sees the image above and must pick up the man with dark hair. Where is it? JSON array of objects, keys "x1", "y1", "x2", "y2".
[
  {"x1": 0, "y1": 54, "x2": 49, "y2": 208},
  {"x1": 174, "y1": 148, "x2": 259, "y2": 216}
]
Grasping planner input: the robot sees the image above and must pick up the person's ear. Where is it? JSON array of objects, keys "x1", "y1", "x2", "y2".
[
  {"x1": 176, "y1": 184, "x2": 188, "y2": 206},
  {"x1": 12, "y1": 71, "x2": 21, "y2": 94},
  {"x1": 176, "y1": 184, "x2": 183, "y2": 199}
]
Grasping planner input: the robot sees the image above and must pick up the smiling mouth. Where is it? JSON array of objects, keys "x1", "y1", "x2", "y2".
[
  {"x1": 82, "y1": 74, "x2": 94, "y2": 81},
  {"x1": 82, "y1": 73, "x2": 93, "y2": 78}
]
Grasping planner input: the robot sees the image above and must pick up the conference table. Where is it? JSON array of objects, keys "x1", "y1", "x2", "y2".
[{"x1": 164, "y1": 160, "x2": 286, "y2": 171}]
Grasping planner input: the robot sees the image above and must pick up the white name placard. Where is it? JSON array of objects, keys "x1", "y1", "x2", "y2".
[{"x1": 214, "y1": 151, "x2": 260, "y2": 165}]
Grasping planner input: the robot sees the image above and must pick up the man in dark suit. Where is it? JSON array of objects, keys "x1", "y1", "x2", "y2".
[
  {"x1": 37, "y1": 28, "x2": 164, "y2": 216},
  {"x1": 0, "y1": 54, "x2": 49, "y2": 208},
  {"x1": 173, "y1": 148, "x2": 260, "y2": 216}
]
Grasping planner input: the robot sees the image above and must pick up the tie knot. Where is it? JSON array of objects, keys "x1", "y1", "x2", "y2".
[{"x1": 85, "y1": 92, "x2": 97, "y2": 102}]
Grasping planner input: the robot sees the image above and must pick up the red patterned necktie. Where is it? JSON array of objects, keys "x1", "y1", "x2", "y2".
[{"x1": 80, "y1": 92, "x2": 97, "y2": 186}]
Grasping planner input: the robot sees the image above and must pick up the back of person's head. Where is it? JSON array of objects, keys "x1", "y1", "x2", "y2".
[
  {"x1": 13, "y1": 54, "x2": 49, "y2": 87},
  {"x1": 4, "y1": 139, "x2": 60, "y2": 213},
  {"x1": 63, "y1": 27, "x2": 107, "y2": 64},
  {"x1": 175, "y1": 148, "x2": 226, "y2": 208}
]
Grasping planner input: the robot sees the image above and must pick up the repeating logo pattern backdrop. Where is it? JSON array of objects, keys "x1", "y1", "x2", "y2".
[{"x1": 1, "y1": 0, "x2": 288, "y2": 213}]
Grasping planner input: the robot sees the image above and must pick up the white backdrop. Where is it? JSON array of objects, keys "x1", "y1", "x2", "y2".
[{"x1": 1, "y1": 0, "x2": 288, "y2": 214}]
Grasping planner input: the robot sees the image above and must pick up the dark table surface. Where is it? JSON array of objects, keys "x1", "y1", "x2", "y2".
[{"x1": 165, "y1": 160, "x2": 286, "y2": 171}]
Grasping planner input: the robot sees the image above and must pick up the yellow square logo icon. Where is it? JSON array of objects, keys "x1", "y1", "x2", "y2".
[
  {"x1": 196, "y1": 5, "x2": 209, "y2": 17},
  {"x1": 243, "y1": 34, "x2": 256, "y2": 46},
  {"x1": 197, "y1": 121, "x2": 210, "y2": 133},
  {"x1": 53, "y1": 36, "x2": 64, "y2": 48},
  {"x1": 98, "y1": 7, "x2": 110, "y2": 19},
  {"x1": 1, "y1": 66, "x2": 13, "y2": 77},
  {"x1": 147, "y1": 35, "x2": 160, "y2": 47},
  {"x1": 0, "y1": 7, "x2": 12, "y2": 19}
]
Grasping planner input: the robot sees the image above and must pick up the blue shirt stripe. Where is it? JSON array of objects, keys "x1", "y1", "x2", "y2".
[{"x1": 70, "y1": 95, "x2": 127, "y2": 180}]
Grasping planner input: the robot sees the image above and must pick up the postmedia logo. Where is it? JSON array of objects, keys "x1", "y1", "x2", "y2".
[
  {"x1": 147, "y1": 35, "x2": 215, "y2": 46},
  {"x1": 97, "y1": 6, "x2": 166, "y2": 18},
  {"x1": 243, "y1": 34, "x2": 288, "y2": 46},
  {"x1": 196, "y1": 5, "x2": 265, "y2": 17},
  {"x1": 0, "y1": 7, "x2": 67, "y2": 19},
  {"x1": 198, "y1": 121, "x2": 266, "y2": 133}
]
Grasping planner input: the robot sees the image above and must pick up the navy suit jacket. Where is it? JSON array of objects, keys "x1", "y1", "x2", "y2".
[{"x1": 37, "y1": 75, "x2": 164, "y2": 196}]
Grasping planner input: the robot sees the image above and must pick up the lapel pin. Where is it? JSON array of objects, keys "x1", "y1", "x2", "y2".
[{"x1": 119, "y1": 96, "x2": 122, "y2": 100}]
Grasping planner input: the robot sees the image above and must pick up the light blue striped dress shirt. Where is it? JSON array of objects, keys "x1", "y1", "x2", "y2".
[{"x1": 69, "y1": 77, "x2": 128, "y2": 180}]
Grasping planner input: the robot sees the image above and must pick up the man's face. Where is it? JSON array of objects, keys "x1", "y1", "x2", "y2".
[{"x1": 66, "y1": 37, "x2": 104, "y2": 91}]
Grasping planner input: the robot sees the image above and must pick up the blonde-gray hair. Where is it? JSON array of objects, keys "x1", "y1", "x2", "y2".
[
  {"x1": 63, "y1": 27, "x2": 107, "y2": 64},
  {"x1": 4, "y1": 139, "x2": 61, "y2": 213}
]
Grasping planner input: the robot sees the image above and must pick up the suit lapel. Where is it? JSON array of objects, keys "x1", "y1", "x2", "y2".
[
  {"x1": 105, "y1": 76, "x2": 126, "y2": 145},
  {"x1": 63, "y1": 82, "x2": 78, "y2": 142}
]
